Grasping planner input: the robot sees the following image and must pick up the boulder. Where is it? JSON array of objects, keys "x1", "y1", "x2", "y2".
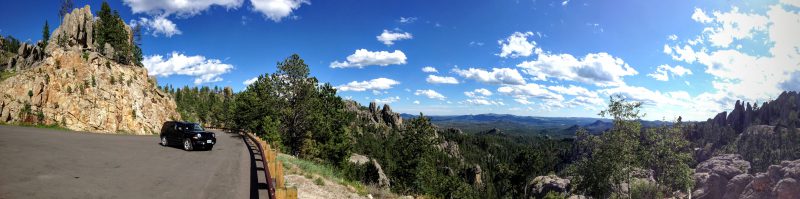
[
  {"x1": 465, "y1": 164, "x2": 482, "y2": 188},
  {"x1": 693, "y1": 154, "x2": 750, "y2": 199},
  {"x1": 371, "y1": 159, "x2": 390, "y2": 189},
  {"x1": 348, "y1": 153, "x2": 370, "y2": 165},
  {"x1": 693, "y1": 156, "x2": 800, "y2": 199},
  {"x1": 528, "y1": 175, "x2": 571, "y2": 198}
]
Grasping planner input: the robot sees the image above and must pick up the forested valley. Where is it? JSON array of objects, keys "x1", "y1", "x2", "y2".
[{"x1": 164, "y1": 54, "x2": 800, "y2": 199}]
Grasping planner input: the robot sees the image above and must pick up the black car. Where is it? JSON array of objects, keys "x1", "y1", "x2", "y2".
[{"x1": 159, "y1": 121, "x2": 216, "y2": 151}]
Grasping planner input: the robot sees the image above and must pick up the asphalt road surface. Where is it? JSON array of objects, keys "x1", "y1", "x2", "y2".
[{"x1": 0, "y1": 125, "x2": 251, "y2": 199}]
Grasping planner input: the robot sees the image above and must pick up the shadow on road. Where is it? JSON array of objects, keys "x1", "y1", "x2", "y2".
[{"x1": 240, "y1": 131, "x2": 270, "y2": 199}]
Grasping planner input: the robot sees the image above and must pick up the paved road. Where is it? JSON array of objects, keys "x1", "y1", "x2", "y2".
[{"x1": 0, "y1": 125, "x2": 251, "y2": 199}]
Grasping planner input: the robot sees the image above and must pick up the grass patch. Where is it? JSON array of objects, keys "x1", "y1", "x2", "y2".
[
  {"x1": 0, "y1": 122, "x2": 71, "y2": 131},
  {"x1": 278, "y1": 154, "x2": 368, "y2": 195},
  {"x1": 0, "y1": 70, "x2": 15, "y2": 82},
  {"x1": 314, "y1": 177, "x2": 325, "y2": 186}
]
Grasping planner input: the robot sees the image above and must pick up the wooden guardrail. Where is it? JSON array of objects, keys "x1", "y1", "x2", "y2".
[
  {"x1": 243, "y1": 131, "x2": 298, "y2": 199},
  {"x1": 205, "y1": 127, "x2": 296, "y2": 199}
]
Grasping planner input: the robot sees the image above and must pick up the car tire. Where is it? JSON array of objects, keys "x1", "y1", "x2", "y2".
[
  {"x1": 206, "y1": 146, "x2": 213, "y2": 151},
  {"x1": 161, "y1": 136, "x2": 168, "y2": 146},
  {"x1": 183, "y1": 138, "x2": 193, "y2": 151}
]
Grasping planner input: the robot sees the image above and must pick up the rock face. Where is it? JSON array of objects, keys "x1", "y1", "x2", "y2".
[
  {"x1": 527, "y1": 175, "x2": 571, "y2": 198},
  {"x1": 0, "y1": 6, "x2": 179, "y2": 134},
  {"x1": 693, "y1": 154, "x2": 751, "y2": 199},
  {"x1": 693, "y1": 154, "x2": 800, "y2": 199},
  {"x1": 344, "y1": 100, "x2": 403, "y2": 129},
  {"x1": 465, "y1": 164, "x2": 482, "y2": 188},
  {"x1": 46, "y1": 5, "x2": 95, "y2": 52}
]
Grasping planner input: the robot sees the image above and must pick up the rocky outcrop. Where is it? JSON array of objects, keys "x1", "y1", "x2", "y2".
[
  {"x1": 465, "y1": 164, "x2": 482, "y2": 188},
  {"x1": 694, "y1": 154, "x2": 800, "y2": 199},
  {"x1": 46, "y1": 5, "x2": 95, "y2": 52},
  {"x1": 348, "y1": 153, "x2": 390, "y2": 190},
  {"x1": 344, "y1": 100, "x2": 403, "y2": 129},
  {"x1": 693, "y1": 154, "x2": 751, "y2": 199},
  {"x1": 0, "y1": 6, "x2": 179, "y2": 134},
  {"x1": 527, "y1": 175, "x2": 571, "y2": 198}
]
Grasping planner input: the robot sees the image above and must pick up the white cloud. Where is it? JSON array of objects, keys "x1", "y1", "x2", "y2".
[
  {"x1": 250, "y1": 0, "x2": 309, "y2": 22},
  {"x1": 131, "y1": 16, "x2": 182, "y2": 37},
  {"x1": 691, "y1": 8, "x2": 713, "y2": 23},
  {"x1": 421, "y1": 66, "x2": 438, "y2": 73},
  {"x1": 123, "y1": 0, "x2": 243, "y2": 35},
  {"x1": 143, "y1": 52, "x2": 233, "y2": 84},
  {"x1": 243, "y1": 77, "x2": 258, "y2": 85},
  {"x1": 399, "y1": 17, "x2": 417, "y2": 24},
  {"x1": 330, "y1": 49, "x2": 407, "y2": 68},
  {"x1": 377, "y1": 29, "x2": 413, "y2": 45},
  {"x1": 562, "y1": 0, "x2": 569, "y2": 6},
  {"x1": 464, "y1": 98, "x2": 505, "y2": 106},
  {"x1": 647, "y1": 64, "x2": 693, "y2": 81},
  {"x1": 426, "y1": 75, "x2": 459, "y2": 84},
  {"x1": 453, "y1": 67, "x2": 526, "y2": 85},
  {"x1": 373, "y1": 96, "x2": 400, "y2": 104},
  {"x1": 497, "y1": 83, "x2": 564, "y2": 102},
  {"x1": 547, "y1": 85, "x2": 596, "y2": 97},
  {"x1": 123, "y1": 0, "x2": 243, "y2": 17},
  {"x1": 517, "y1": 52, "x2": 638, "y2": 87},
  {"x1": 469, "y1": 41, "x2": 485, "y2": 46},
  {"x1": 413, "y1": 100, "x2": 420, "y2": 104},
  {"x1": 336, "y1": 78, "x2": 400, "y2": 92},
  {"x1": 465, "y1": 88, "x2": 493, "y2": 98},
  {"x1": 704, "y1": 7, "x2": 770, "y2": 48},
  {"x1": 668, "y1": 34, "x2": 678, "y2": 41},
  {"x1": 662, "y1": 2, "x2": 800, "y2": 111},
  {"x1": 498, "y1": 31, "x2": 537, "y2": 58},
  {"x1": 415, "y1": 89, "x2": 446, "y2": 100}
]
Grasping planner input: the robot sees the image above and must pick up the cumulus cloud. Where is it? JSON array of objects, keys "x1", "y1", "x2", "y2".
[
  {"x1": 413, "y1": 100, "x2": 420, "y2": 104},
  {"x1": 143, "y1": 52, "x2": 234, "y2": 84},
  {"x1": 661, "y1": 2, "x2": 800, "y2": 113},
  {"x1": 465, "y1": 88, "x2": 492, "y2": 98},
  {"x1": 376, "y1": 30, "x2": 412, "y2": 45},
  {"x1": 691, "y1": 8, "x2": 713, "y2": 23},
  {"x1": 421, "y1": 66, "x2": 438, "y2": 73},
  {"x1": 123, "y1": 0, "x2": 244, "y2": 36},
  {"x1": 453, "y1": 67, "x2": 526, "y2": 85},
  {"x1": 243, "y1": 77, "x2": 258, "y2": 85},
  {"x1": 463, "y1": 88, "x2": 502, "y2": 106},
  {"x1": 464, "y1": 98, "x2": 505, "y2": 106},
  {"x1": 415, "y1": 89, "x2": 446, "y2": 100},
  {"x1": 373, "y1": 96, "x2": 400, "y2": 104},
  {"x1": 498, "y1": 31, "x2": 537, "y2": 58},
  {"x1": 497, "y1": 83, "x2": 564, "y2": 102},
  {"x1": 647, "y1": 64, "x2": 693, "y2": 81},
  {"x1": 782, "y1": 71, "x2": 800, "y2": 92},
  {"x1": 330, "y1": 49, "x2": 407, "y2": 68},
  {"x1": 131, "y1": 16, "x2": 182, "y2": 37},
  {"x1": 517, "y1": 52, "x2": 638, "y2": 87},
  {"x1": 426, "y1": 75, "x2": 459, "y2": 84},
  {"x1": 250, "y1": 0, "x2": 309, "y2": 22},
  {"x1": 336, "y1": 78, "x2": 400, "y2": 92},
  {"x1": 123, "y1": 0, "x2": 243, "y2": 17}
]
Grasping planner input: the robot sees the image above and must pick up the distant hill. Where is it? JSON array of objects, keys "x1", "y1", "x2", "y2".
[{"x1": 400, "y1": 113, "x2": 670, "y2": 137}]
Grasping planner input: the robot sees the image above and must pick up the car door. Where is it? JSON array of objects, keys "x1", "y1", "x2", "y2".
[{"x1": 169, "y1": 123, "x2": 180, "y2": 143}]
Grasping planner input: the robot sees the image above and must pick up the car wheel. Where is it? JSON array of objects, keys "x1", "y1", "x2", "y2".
[
  {"x1": 183, "y1": 138, "x2": 193, "y2": 151},
  {"x1": 161, "y1": 136, "x2": 168, "y2": 146},
  {"x1": 206, "y1": 146, "x2": 213, "y2": 151}
]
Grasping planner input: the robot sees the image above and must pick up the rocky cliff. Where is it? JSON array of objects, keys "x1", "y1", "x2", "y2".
[
  {"x1": 0, "y1": 5, "x2": 180, "y2": 134},
  {"x1": 693, "y1": 154, "x2": 800, "y2": 199},
  {"x1": 344, "y1": 100, "x2": 403, "y2": 129}
]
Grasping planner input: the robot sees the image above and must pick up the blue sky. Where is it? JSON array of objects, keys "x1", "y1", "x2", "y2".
[{"x1": 2, "y1": 0, "x2": 799, "y2": 121}]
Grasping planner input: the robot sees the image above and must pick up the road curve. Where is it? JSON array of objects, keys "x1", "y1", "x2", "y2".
[{"x1": 0, "y1": 125, "x2": 250, "y2": 199}]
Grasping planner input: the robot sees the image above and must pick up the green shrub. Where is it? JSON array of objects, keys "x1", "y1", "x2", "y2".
[{"x1": 630, "y1": 181, "x2": 663, "y2": 199}]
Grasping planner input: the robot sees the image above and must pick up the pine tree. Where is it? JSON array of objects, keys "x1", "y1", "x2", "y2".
[{"x1": 42, "y1": 21, "x2": 50, "y2": 49}]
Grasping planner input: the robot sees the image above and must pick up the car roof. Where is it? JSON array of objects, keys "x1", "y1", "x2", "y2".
[{"x1": 168, "y1": 121, "x2": 200, "y2": 125}]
